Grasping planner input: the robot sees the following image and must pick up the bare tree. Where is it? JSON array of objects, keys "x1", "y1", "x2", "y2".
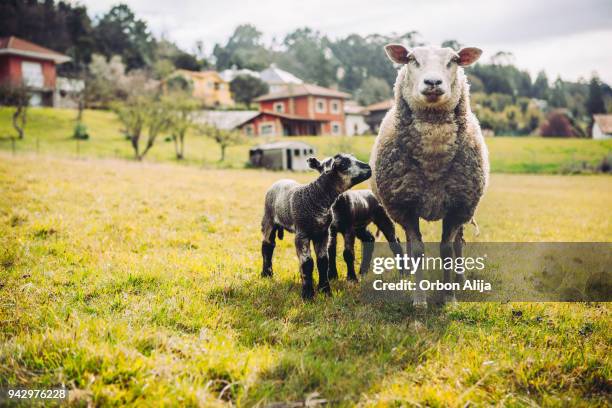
[
  {"x1": 0, "y1": 84, "x2": 29, "y2": 140},
  {"x1": 165, "y1": 95, "x2": 198, "y2": 160},
  {"x1": 113, "y1": 96, "x2": 170, "y2": 160},
  {"x1": 199, "y1": 124, "x2": 244, "y2": 162}
]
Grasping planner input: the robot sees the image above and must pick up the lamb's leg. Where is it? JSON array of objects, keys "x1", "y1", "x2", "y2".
[
  {"x1": 355, "y1": 227, "x2": 375, "y2": 276},
  {"x1": 295, "y1": 232, "x2": 315, "y2": 300},
  {"x1": 261, "y1": 221, "x2": 276, "y2": 278},
  {"x1": 373, "y1": 208, "x2": 404, "y2": 275},
  {"x1": 342, "y1": 230, "x2": 357, "y2": 281},
  {"x1": 313, "y1": 234, "x2": 331, "y2": 295},
  {"x1": 402, "y1": 212, "x2": 425, "y2": 307},
  {"x1": 441, "y1": 212, "x2": 469, "y2": 304},
  {"x1": 327, "y1": 226, "x2": 339, "y2": 280}
]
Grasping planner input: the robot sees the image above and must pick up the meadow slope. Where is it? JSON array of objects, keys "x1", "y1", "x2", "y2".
[
  {"x1": 0, "y1": 153, "x2": 610, "y2": 406},
  {"x1": 1, "y1": 107, "x2": 611, "y2": 173}
]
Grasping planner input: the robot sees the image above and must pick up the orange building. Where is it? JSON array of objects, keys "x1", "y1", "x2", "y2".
[{"x1": 167, "y1": 69, "x2": 234, "y2": 108}]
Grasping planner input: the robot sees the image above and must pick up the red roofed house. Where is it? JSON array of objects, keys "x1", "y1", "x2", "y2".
[
  {"x1": 0, "y1": 36, "x2": 70, "y2": 107},
  {"x1": 236, "y1": 83, "x2": 351, "y2": 136}
]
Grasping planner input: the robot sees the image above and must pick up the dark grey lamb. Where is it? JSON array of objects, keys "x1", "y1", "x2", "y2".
[
  {"x1": 309, "y1": 157, "x2": 403, "y2": 280},
  {"x1": 370, "y1": 44, "x2": 490, "y2": 306},
  {"x1": 261, "y1": 153, "x2": 371, "y2": 299}
]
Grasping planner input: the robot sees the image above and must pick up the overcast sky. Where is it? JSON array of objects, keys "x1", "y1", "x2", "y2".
[{"x1": 81, "y1": 0, "x2": 612, "y2": 83}]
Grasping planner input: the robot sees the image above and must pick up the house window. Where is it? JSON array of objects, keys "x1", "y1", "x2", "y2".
[
  {"x1": 244, "y1": 124, "x2": 255, "y2": 136},
  {"x1": 207, "y1": 81, "x2": 214, "y2": 89},
  {"x1": 330, "y1": 99, "x2": 341, "y2": 114},
  {"x1": 21, "y1": 61, "x2": 43, "y2": 88},
  {"x1": 294, "y1": 149, "x2": 300, "y2": 156},
  {"x1": 214, "y1": 83, "x2": 220, "y2": 91},
  {"x1": 315, "y1": 98, "x2": 326, "y2": 113},
  {"x1": 259, "y1": 122, "x2": 275, "y2": 136},
  {"x1": 331, "y1": 121, "x2": 342, "y2": 135},
  {"x1": 274, "y1": 102, "x2": 284, "y2": 113}
]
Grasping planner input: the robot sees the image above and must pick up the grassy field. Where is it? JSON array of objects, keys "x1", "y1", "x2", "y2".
[
  {"x1": 0, "y1": 152, "x2": 610, "y2": 406},
  {"x1": 1, "y1": 107, "x2": 611, "y2": 173}
]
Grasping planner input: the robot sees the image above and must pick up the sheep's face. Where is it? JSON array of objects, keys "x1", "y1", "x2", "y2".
[
  {"x1": 308, "y1": 154, "x2": 371, "y2": 190},
  {"x1": 385, "y1": 45, "x2": 482, "y2": 109}
]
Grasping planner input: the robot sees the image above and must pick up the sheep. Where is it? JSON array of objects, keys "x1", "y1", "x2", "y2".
[
  {"x1": 261, "y1": 153, "x2": 372, "y2": 300},
  {"x1": 309, "y1": 157, "x2": 403, "y2": 281},
  {"x1": 370, "y1": 44, "x2": 490, "y2": 306}
]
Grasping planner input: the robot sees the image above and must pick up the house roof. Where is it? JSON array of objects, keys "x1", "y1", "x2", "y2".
[
  {"x1": 364, "y1": 99, "x2": 394, "y2": 112},
  {"x1": 219, "y1": 68, "x2": 260, "y2": 82},
  {"x1": 196, "y1": 110, "x2": 260, "y2": 130},
  {"x1": 259, "y1": 64, "x2": 303, "y2": 85},
  {"x1": 254, "y1": 83, "x2": 351, "y2": 102},
  {"x1": 236, "y1": 110, "x2": 328, "y2": 128},
  {"x1": 344, "y1": 100, "x2": 366, "y2": 115},
  {"x1": 593, "y1": 114, "x2": 612, "y2": 134},
  {"x1": 0, "y1": 36, "x2": 70, "y2": 63},
  {"x1": 251, "y1": 141, "x2": 315, "y2": 151}
]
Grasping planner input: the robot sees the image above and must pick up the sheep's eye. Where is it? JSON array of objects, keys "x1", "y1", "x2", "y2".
[
  {"x1": 447, "y1": 57, "x2": 459, "y2": 68},
  {"x1": 407, "y1": 55, "x2": 420, "y2": 67}
]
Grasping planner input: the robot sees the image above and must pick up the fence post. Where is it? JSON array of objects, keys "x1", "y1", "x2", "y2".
[
  {"x1": 11, "y1": 138, "x2": 16, "y2": 156},
  {"x1": 76, "y1": 138, "x2": 80, "y2": 158}
]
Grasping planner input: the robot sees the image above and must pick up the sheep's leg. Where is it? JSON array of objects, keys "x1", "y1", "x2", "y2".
[
  {"x1": 261, "y1": 222, "x2": 276, "y2": 278},
  {"x1": 295, "y1": 232, "x2": 315, "y2": 300},
  {"x1": 441, "y1": 213, "x2": 469, "y2": 304},
  {"x1": 373, "y1": 208, "x2": 405, "y2": 275},
  {"x1": 355, "y1": 227, "x2": 375, "y2": 276},
  {"x1": 313, "y1": 234, "x2": 331, "y2": 295},
  {"x1": 402, "y1": 212, "x2": 426, "y2": 307},
  {"x1": 327, "y1": 226, "x2": 339, "y2": 280},
  {"x1": 453, "y1": 226, "x2": 466, "y2": 286},
  {"x1": 342, "y1": 230, "x2": 357, "y2": 281}
]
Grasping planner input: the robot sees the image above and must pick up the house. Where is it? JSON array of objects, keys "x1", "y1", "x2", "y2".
[
  {"x1": 364, "y1": 99, "x2": 394, "y2": 133},
  {"x1": 196, "y1": 110, "x2": 259, "y2": 130},
  {"x1": 344, "y1": 100, "x2": 370, "y2": 136},
  {"x1": 249, "y1": 141, "x2": 316, "y2": 171},
  {"x1": 236, "y1": 83, "x2": 351, "y2": 136},
  {"x1": 592, "y1": 114, "x2": 612, "y2": 139},
  {"x1": 0, "y1": 36, "x2": 70, "y2": 106},
  {"x1": 259, "y1": 64, "x2": 303, "y2": 93},
  {"x1": 166, "y1": 70, "x2": 234, "y2": 108}
]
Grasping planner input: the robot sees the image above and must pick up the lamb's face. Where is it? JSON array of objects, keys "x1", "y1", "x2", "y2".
[
  {"x1": 385, "y1": 44, "x2": 482, "y2": 109},
  {"x1": 308, "y1": 154, "x2": 372, "y2": 190}
]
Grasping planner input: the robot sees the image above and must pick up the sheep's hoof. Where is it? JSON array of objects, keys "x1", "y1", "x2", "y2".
[
  {"x1": 318, "y1": 283, "x2": 332, "y2": 296},
  {"x1": 443, "y1": 293, "x2": 458, "y2": 305},
  {"x1": 413, "y1": 293, "x2": 428, "y2": 309},
  {"x1": 301, "y1": 285, "x2": 315, "y2": 300},
  {"x1": 261, "y1": 268, "x2": 273, "y2": 278},
  {"x1": 328, "y1": 270, "x2": 339, "y2": 280},
  {"x1": 347, "y1": 275, "x2": 358, "y2": 283}
]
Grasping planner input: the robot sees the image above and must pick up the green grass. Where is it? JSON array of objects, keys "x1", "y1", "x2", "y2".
[
  {"x1": 1, "y1": 107, "x2": 611, "y2": 173},
  {"x1": 0, "y1": 153, "x2": 610, "y2": 406}
]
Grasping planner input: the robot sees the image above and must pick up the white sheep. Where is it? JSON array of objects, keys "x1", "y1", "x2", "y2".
[{"x1": 370, "y1": 44, "x2": 489, "y2": 306}]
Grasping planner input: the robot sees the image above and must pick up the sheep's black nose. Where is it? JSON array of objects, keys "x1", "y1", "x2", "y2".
[{"x1": 424, "y1": 78, "x2": 443, "y2": 87}]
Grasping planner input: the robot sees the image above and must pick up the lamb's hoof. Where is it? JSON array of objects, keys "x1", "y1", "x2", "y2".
[
  {"x1": 301, "y1": 285, "x2": 315, "y2": 300},
  {"x1": 347, "y1": 275, "x2": 358, "y2": 283},
  {"x1": 413, "y1": 293, "x2": 428, "y2": 309},
  {"x1": 443, "y1": 294, "x2": 458, "y2": 305},
  {"x1": 261, "y1": 268, "x2": 273, "y2": 278},
  {"x1": 328, "y1": 271, "x2": 339, "y2": 281}
]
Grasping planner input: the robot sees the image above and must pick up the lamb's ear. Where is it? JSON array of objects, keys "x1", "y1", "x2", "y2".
[
  {"x1": 384, "y1": 44, "x2": 410, "y2": 64},
  {"x1": 457, "y1": 47, "x2": 482, "y2": 66},
  {"x1": 307, "y1": 157, "x2": 323, "y2": 172}
]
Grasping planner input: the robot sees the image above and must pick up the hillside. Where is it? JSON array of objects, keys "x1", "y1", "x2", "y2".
[{"x1": 1, "y1": 107, "x2": 611, "y2": 173}]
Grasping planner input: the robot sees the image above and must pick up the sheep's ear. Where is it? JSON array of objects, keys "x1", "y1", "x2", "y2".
[
  {"x1": 384, "y1": 44, "x2": 410, "y2": 64},
  {"x1": 307, "y1": 157, "x2": 323, "y2": 172},
  {"x1": 457, "y1": 47, "x2": 482, "y2": 66}
]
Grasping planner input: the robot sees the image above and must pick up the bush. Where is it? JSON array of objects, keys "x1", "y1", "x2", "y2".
[{"x1": 73, "y1": 122, "x2": 90, "y2": 140}]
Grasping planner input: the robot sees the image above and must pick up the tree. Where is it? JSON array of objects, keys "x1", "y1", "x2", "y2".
[
  {"x1": 229, "y1": 75, "x2": 269, "y2": 108},
  {"x1": 587, "y1": 75, "x2": 606, "y2": 116},
  {"x1": 93, "y1": 4, "x2": 155, "y2": 70},
  {"x1": 357, "y1": 77, "x2": 391, "y2": 106},
  {"x1": 165, "y1": 95, "x2": 199, "y2": 160},
  {"x1": 199, "y1": 124, "x2": 244, "y2": 162},
  {"x1": 113, "y1": 96, "x2": 170, "y2": 160},
  {"x1": 549, "y1": 78, "x2": 568, "y2": 108},
  {"x1": 0, "y1": 84, "x2": 29, "y2": 140},
  {"x1": 213, "y1": 24, "x2": 270, "y2": 70},
  {"x1": 539, "y1": 110, "x2": 580, "y2": 137},
  {"x1": 532, "y1": 71, "x2": 550, "y2": 100}
]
